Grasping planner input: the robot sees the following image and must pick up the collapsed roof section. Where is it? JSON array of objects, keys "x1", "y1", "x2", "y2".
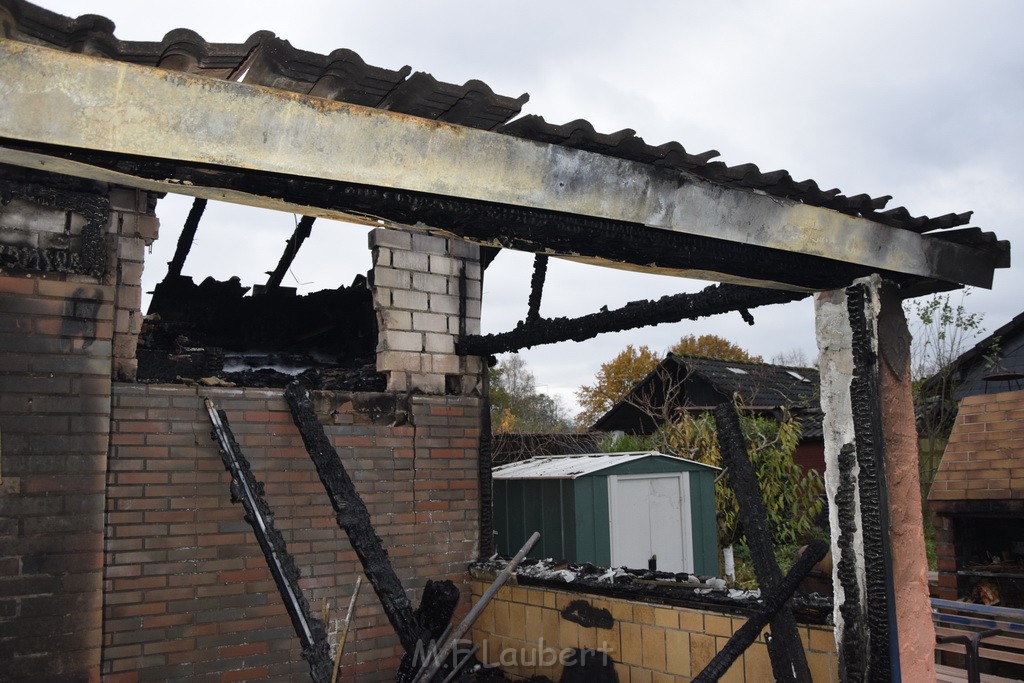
[{"x1": 0, "y1": 0, "x2": 1009, "y2": 299}]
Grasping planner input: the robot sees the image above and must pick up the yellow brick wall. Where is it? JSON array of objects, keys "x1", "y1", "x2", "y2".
[{"x1": 469, "y1": 581, "x2": 838, "y2": 682}]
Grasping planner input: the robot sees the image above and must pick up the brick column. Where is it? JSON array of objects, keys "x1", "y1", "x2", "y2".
[
  {"x1": 0, "y1": 171, "x2": 159, "y2": 680},
  {"x1": 369, "y1": 228, "x2": 482, "y2": 394}
]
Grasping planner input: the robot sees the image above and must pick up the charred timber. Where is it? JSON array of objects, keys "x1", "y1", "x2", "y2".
[
  {"x1": 166, "y1": 197, "x2": 206, "y2": 279},
  {"x1": 692, "y1": 541, "x2": 829, "y2": 683},
  {"x1": 264, "y1": 215, "x2": 315, "y2": 291},
  {"x1": 526, "y1": 253, "x2": 548, "y2": 323},
  {"x1": 714, "y1": 402, "x2": 811, "y2": 683},
  {"x1": 205, "y1": 400, "x2": 332, "y2": 683},
  {"x1": 1, "y1": 142, "x2": 892, "y2": 291},
  {"x1": 835, "y1": 443, "x2": 867, "y2": 681},
  {"x1": 283, "y1": 382, "x2": 427, "y2": 653},
  {"x1": 846, "y1": 283, "x2": 898, "y2": 680},
  {"x1": 396, "y1": 580, "x2": 461, "y2": 682},
  {"x1": 458, "y1": 284, "x2": 807, "y2": 356}
]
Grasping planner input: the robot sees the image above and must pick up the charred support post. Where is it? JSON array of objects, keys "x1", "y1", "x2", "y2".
[
  {"x1": 283, "y1": 382, "x2": 428, "y2": 653},
  {"x1": 166, "y1": 197, "x2": 206, "y2": 278},
  {"x1": 525, "y1": 254, "x2": 548, "y2": 323},
  {"x1": 846, "y1": 283, "x2": 898, "y2": 681},
  {"x1": 693, "y1": 541, "x2": 829, "y2": 683},
  {"x1": 204, "y1": 399, "x2": 332, "y2": 683},
  {"x1": 458, "y1": 283, "x2": 807, "y2": 355},
  {"x1": 714, "y1": 402, "x2": 811, "y2": 683},
  {"x1": 815, "y1": 275, "x2": 931, "y2": 682},
  {"x1": 264, "y1": 215, "x2": 316, "y2": 292}
]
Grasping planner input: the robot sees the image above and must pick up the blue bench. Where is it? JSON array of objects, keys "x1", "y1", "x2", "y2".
[{"x1": 932, "y1": 598, "x2": 1024, "y2": 683}]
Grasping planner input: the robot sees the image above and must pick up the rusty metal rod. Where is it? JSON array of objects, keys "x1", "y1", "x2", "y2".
[{"x1": 412, "y1": 531, "x2": 540, "y2": 683}]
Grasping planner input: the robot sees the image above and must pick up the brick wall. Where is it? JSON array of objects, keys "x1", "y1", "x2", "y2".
[
  {"x1": 469, "y1": 581, "x2": 838, "y2": 682},
  {"x1": 0, "y1": 177, "x2": 157, "y2": 680},
  {"x1": 928, "y1": 389, "x2": 1024, "y2": 600},
  {"x1": 370, "y1": 228, "x2": 483, "y2": 394},
  {"x1": 103, "y1": 384, "x2": 481, "y2": 682}
]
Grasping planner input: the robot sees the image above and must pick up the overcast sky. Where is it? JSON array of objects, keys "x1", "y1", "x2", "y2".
[{"x1": 40, "y1": 0, "x2": 1024, "y2": 417}]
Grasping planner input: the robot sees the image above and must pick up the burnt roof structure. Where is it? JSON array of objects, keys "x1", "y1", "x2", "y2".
[
  {"x1": 592, "y1": 354, "x2": 824, "y2": 438},
  {"x1": 0, "y1": 0, "x2": 1009, "y2": 301}
]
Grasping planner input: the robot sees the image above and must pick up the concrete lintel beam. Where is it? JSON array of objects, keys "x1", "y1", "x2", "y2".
[{"x1": 0, "y1": 39, "x2": 1001, "y2": 288}]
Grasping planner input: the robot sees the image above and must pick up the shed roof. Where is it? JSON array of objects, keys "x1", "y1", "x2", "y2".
[{"x1": 492, "y1": 451, "x2": 719, "y2": 480}]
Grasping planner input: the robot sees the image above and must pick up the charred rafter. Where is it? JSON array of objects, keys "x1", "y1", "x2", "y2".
[
  {"x1": 715, "y1": 402, "x2": 811, "y2": 683},
  {"x1": 166, "y1": 197, "x2": 206, "y2": 279},
  {"x1": 526, "y1": 254, "x2": 548, "y2": 323},
  {"x1": 0, "y1": 141, "x2": 897, "y2": 291},
  {"x1": 692, "y1": 540, "x2": 829, "y2": 683},
  {"x1": 263, "y1": 215, "x2": 316, "y2": 292},
  {"x1": 205, "y1": 399, "x2": 332, "y2": 683},
  {"x1": 284, "y1": 381, "x2": 428, "y2": 654},
  {"x1": 458, "y1": 284, "x2": 808, "y2": 356}
]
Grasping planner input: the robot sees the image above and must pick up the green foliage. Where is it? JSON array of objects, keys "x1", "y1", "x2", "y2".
[
  {"x1": 653, "y1": 408, "x2": 824, "y2": 548},
  {"x1": 489, "y1": 354, "x2": 572, "y2": 434},
  {"x1": 906, "y1": 288, "x2": 984, "y2": 382},
  {"x1": 905, "y1": 289, "x2": 985, "y2": 499},
  {"x1": 598, "y1": 432, "x2": 655, "y2": 453}
]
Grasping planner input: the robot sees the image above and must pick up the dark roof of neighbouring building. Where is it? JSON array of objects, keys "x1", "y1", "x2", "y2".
[
  {"x1": 0, "y1": 0, "x2": 1008, "y2": 255},
  {"x1": 592, "y1": 354, "x2": 824, "y2": 439}
]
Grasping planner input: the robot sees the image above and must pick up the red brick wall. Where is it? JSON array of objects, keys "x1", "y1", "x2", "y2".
[
  {"x1": 103, "y1": 384, "x2": 481, "y2": 682},
  {"x1": 0, "y1": 275, "x2": 114, "y2": 681},
  {"x1": 929, "y1": 389, "x2": 1024, "y2": 502},
  {"x1": 929, "y1": 389, "x2": 1024, "y2": 600}
]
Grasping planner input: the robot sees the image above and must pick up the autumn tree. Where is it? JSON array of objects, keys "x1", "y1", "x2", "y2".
[
  {"x1": 575, "y1": 334, "x2": 761, "y2": 428},
  {"x1": 669, "y1": 334, "x2": 762, "y2": 363},
  {"x1": 574, "y1": 344, "x2": 661, "y2": 428},
  {"x1": 489, "y1": 354, "x2": 572, "y2": 434}
]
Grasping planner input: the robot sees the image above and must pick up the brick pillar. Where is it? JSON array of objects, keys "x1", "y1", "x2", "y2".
[
  {"x1": 0, "y1": 170, "x2": 159, "y2": 680},
  {"x1": 369, "y1": 228, "x2": 483, "y2": 394}
]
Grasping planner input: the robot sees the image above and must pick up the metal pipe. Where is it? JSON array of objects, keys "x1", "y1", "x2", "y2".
[{"x1": 412, "y1": 531, "x2": 540, "y2": 683}]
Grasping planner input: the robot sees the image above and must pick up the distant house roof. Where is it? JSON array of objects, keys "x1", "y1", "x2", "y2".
[
  {"x1": 922, "y1": 309, "x2": 1024, "y2": 400},
  {"x1": 591, "y1": 354, "x2": 823, "y2": 439},
  {"x1": 492, "y1": 451, "x2": 718, "y2": 480}
]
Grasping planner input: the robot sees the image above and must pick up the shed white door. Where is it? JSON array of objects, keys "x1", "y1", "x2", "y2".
[{"x1": 608, "y1": 473, "x2": 692, "y2": 573}]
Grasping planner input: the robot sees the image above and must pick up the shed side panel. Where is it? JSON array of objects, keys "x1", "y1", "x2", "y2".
[{"x1": 690, "y1": 469, "x2": 720, "y2": 576}]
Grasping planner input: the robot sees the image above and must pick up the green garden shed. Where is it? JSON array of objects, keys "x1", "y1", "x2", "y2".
[{"x1": 492, "y1": 451, "x2": 719, "y2": 576}]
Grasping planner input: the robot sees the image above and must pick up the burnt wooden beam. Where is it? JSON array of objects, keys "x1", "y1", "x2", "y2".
[
  {"x1": 714, "y1": 402, "x2": 812, "y2": 683},
  {"x1": 204, "y1": 398, "x2": 332, "y2": 683},
  {"x1": 283, "y1": 381, "x2": 427, "y2": 653},
  {"x1": 458, "y1": 284, "x2": 808, "y2": 356},
  {"x1": 166, "y1": 197, "x2": 206, "y2": 279},
  {"x1": 263, "y1": 215, "x2": 316, "y2": 292},
  {"x1": 846, "y1": 282, "x2": 899, "y2": 681},
  {"x1": 525, "y1": 254, "x2": 548, "y2": 323},
  {"x1": 693, "y1": 540, "x2": 829, "y2": 683}
]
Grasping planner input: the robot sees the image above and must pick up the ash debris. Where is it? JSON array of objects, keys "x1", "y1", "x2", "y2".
[{"x1": 471, "y1": 557, "x2": 832, "y2": 624}]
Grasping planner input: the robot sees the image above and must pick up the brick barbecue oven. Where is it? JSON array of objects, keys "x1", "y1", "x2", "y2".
[{"x1": 929, "y1": 389, "x2": 1024, "y2": 607}]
